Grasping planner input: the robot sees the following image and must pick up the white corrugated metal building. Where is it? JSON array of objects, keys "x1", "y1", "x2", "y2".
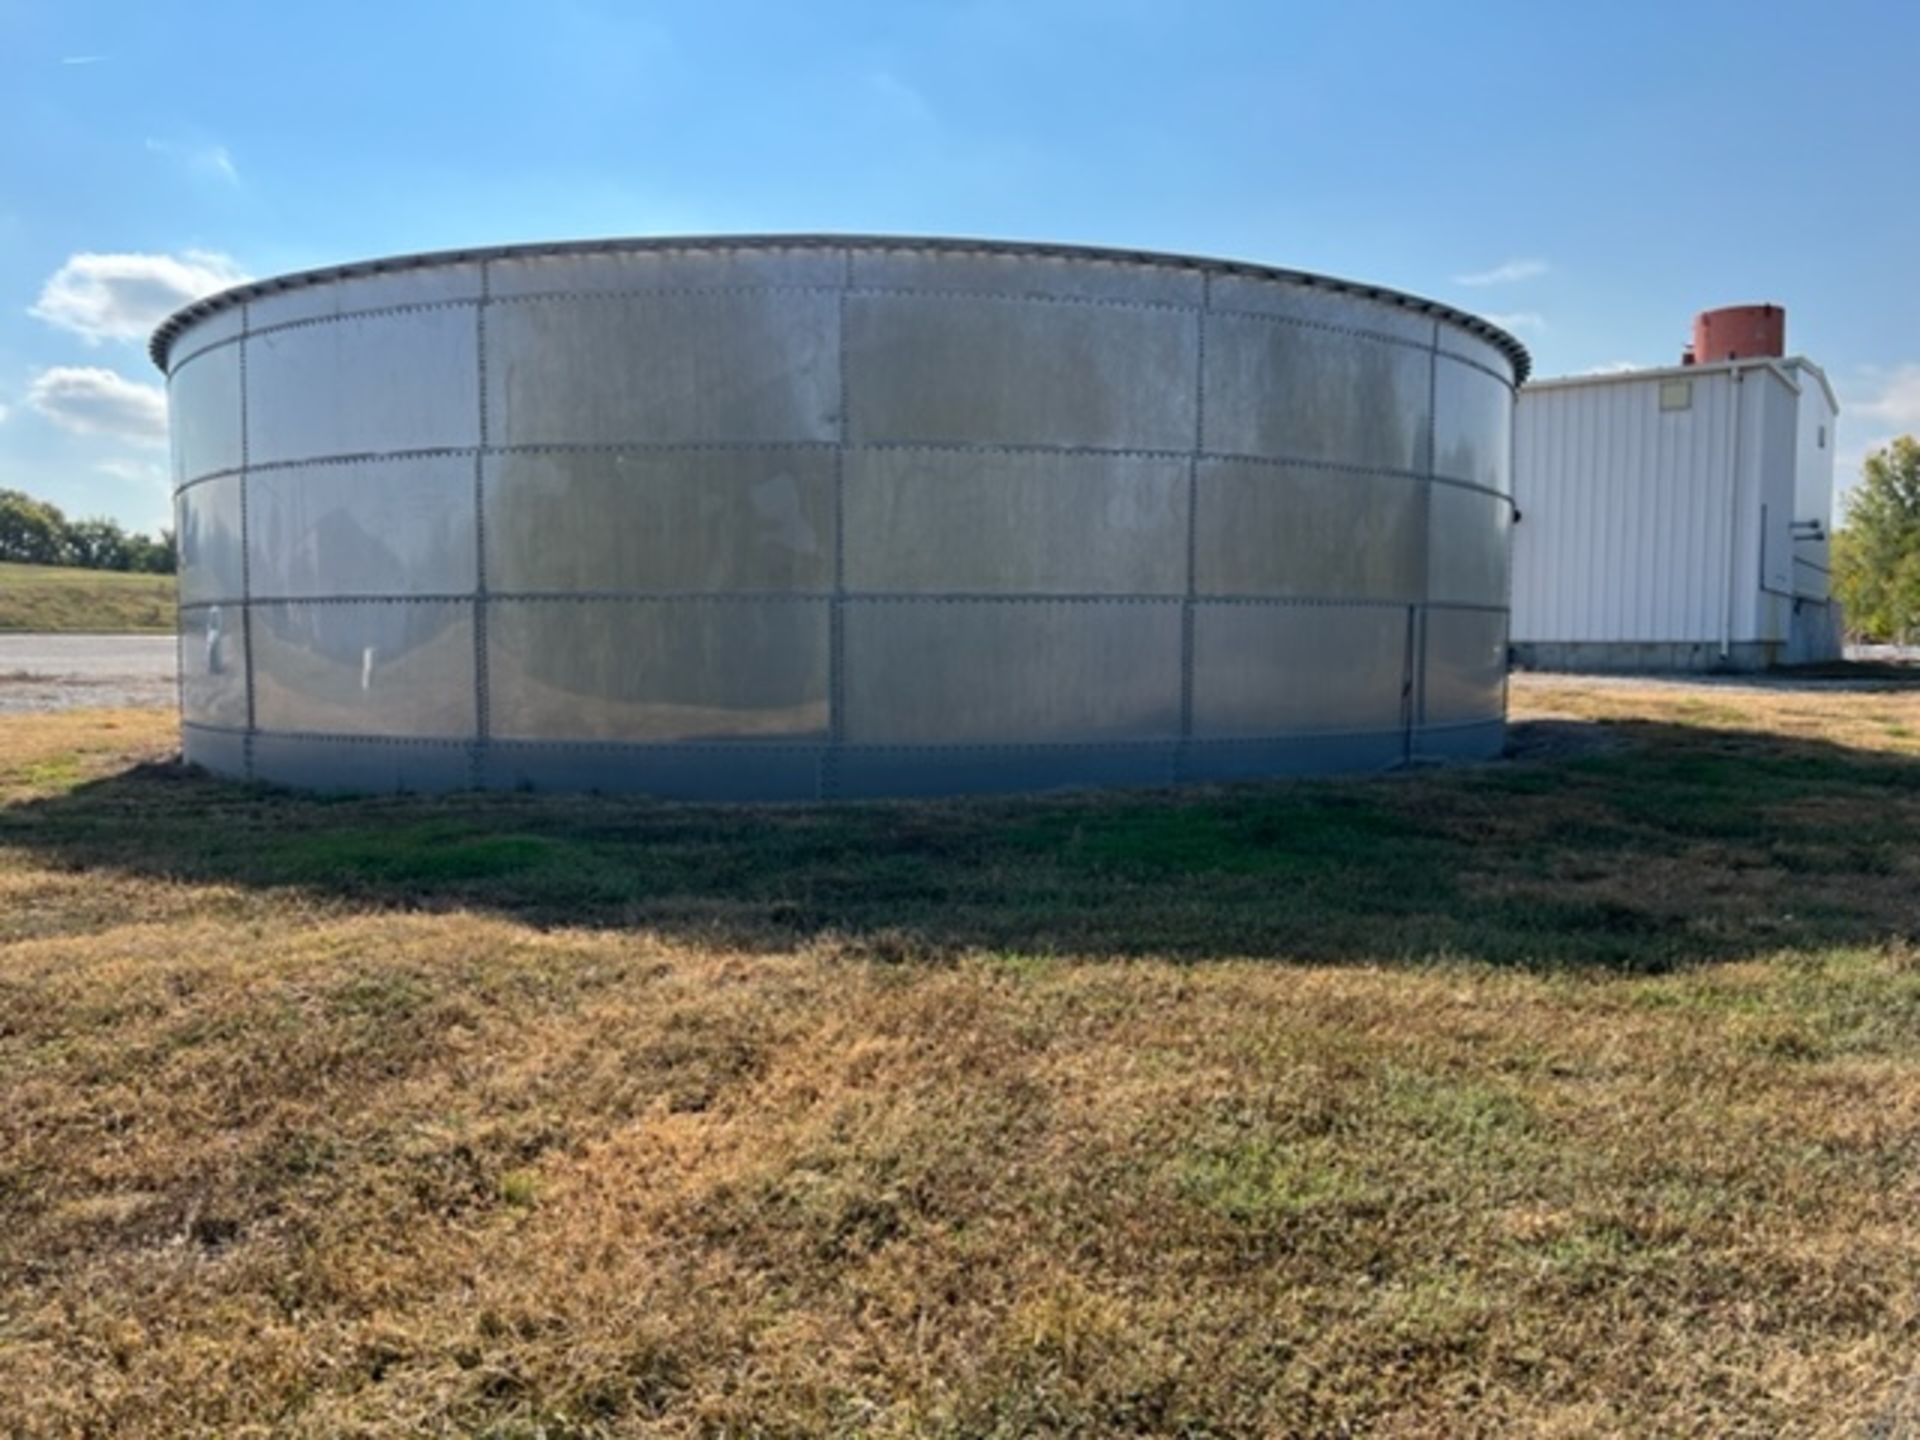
[{"x1": 1511, "y1": 353, "x2": 1841, "y2": 670}]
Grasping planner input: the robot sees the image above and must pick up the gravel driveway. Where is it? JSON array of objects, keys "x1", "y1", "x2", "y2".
[{"x1": 0, "y1": 634, "x2": 177, "y2": 713}]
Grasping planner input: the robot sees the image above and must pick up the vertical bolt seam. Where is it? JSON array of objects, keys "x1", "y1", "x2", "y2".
[
  {"x1": 1178, "y1": 276, "x2": 1207, "y2": 780},
  {"x1": 1500, "y1": 361, "x2": 1516, "y2": 735},
  {"x1": 239, "y1": 303, "x2": 256, "y2": 781},
  {"x1": 168, "y1": 363, "x2": 186, "y2": 737},
  {"x1": 825, "y1": 249, "x2": 852, "y2": 799},
  {"x1": 1416, "y1": 324, "x2": 1439, "y2": 737},
  {"x1": 472, "y1": 270, "x2": 491, "y2": 788}
]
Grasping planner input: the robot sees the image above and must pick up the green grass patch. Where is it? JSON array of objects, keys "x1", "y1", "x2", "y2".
[
  {"x1": 271, "y1": 822, "x2": 583, "y2": 885},
  {"x1": 0, "y1": 561, "x2": 175, "y2": 632},
  {"x1": 11, "y1": 754, "x2": 85, "y2": 789},
  {"x1": 7, "y1": 708, "x2": 1920, "y2": 971},
  {"x1": 1173, "y1": 1138, "x2": 1387, "y2": 1223}
]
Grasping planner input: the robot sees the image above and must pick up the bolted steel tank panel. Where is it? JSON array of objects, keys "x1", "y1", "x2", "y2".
[{"x1": 156, "y1": 235, "x2": 1527, "y2": 798}]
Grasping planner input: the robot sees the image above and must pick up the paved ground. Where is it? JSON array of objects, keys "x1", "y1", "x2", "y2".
[
  {"x1": 0, "y1": 634, "x2": 177, "y2": 713},
  {"x1": 1514, "y1": 670, "x2": 1917, "y2": 695},
  {"x1": 1850, "y1": 643, "x2": 1920, "y2": 664},
  {"x1": 1514, "y1": 659, "x2": 1920, "y2": 695}
]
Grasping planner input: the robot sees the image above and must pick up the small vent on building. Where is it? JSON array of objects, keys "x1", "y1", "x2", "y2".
[{"x1": 1659, "y1": 379, "x2": 1693, "y2": 412}]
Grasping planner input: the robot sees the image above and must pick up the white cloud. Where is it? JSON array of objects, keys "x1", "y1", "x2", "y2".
[
  {"x1": 1823, "y1": 365, "x2": 1920, "y2": 509},
  {"x1": 0, "y1": 400, "x2": 10, "y2": 424},
  {"x1": 1485, "y1": 311, "x2": 1546, "y2": 333},
  {"x1": 1582, "y1": 360, "x2": 1644, "y2": 375},
  {"x1": 145, "y1": 137, "x2": 240, "y2": 185},
  {"x1": 1845, "y1": 363, "x2": 1920, "y2": 429},
  {"x1": 95, "y1": 456, "x2": 168, "y2": 484},
  {"x1": 1454, "y1": 258, "x2": 1549, "y2": 287},
  {"x1": 27, "y1": 367, "x2": 168, "y2": 446},
  {"x1": 61, "y1": 54, "x2": 108, "y2": 65},
  {"x1": 29, "y1": 249, "x2": 248, "y2": 345}
]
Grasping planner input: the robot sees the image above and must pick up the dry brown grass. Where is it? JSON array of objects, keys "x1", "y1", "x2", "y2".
[
  {"x1": 3, "y1": 677, "x2": 1919, "y2": 1436},
  {"x1": 1512, "y1": 671, "x2": 1920, "y2": 756}
]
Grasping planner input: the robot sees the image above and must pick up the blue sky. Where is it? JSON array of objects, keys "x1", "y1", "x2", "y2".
[{"x1": 3, "y1": 0, "x2": 1916, "y2": 534}]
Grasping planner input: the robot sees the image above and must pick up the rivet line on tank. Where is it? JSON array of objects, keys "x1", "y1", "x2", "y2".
[
  {"x1": 494, "y1": 591, "x2": 834, "y2": 605},
  {"x1": 1202, "y1": 303, "x2": 1443, "y2": 353},
  {"x1": 1501, "y1": 421, "x2": 1517, "y2": 722},
  {"x1": 1178, "y1": 274, "x2": 1208, "y2": 775},
  {"x1": 237, "y1": 302, "x2": 256, "y2": 779},
  {"x1": 171, "y1": 284, "x2": 1516, "y2": 377},
  {"x1": 488, "y1": 741, "x2": 826, "y2": 754},
  {"x1": 192, "y1": 593, "x2": 834, "y2": 608},
  {"x1": 485, "y1": 282, "x2": 1196, "y2": 314},
  {"x1": 489, "y1": 282, "x2": 837, "y2": 307},
  {"x1": 1423, "y1": 600, "x2": 1512, "y2": 615},
  {"x1": 204, "y1": 594, "x2": 477, "y2": 608},
  {"x1": 1436, "y1": 346, "x2": 1518, "y2": 388},
  {"x1": 204, "y1": 731, "x2": 1453, "y2": 757},
  {"x1": 241, "y1": 297, "x2": 481, "y2": 342},
  {"x1": 173, "y1": 442, "x2": 1512, "y2": 506},
  {"x1": 151, "y1": 238, "x2": 1530, "y2": 381},
  {"x1": 240, "y1": 731, "x2": 476, "y2": 749},
  {"x1": 199, "y1": 283, "x2": 1468, "y2": 369},
  {"x1": 173, "y1": 448, "x2": 481, "y2": 491},
  {"x1": 1417, "y1": 335, "x2": 1442, "y2": 734},
  {"x1": 235, "y1": 281, "x2": 1417, "y2": 332},
  {"x1": 471, "y1": 258, "x2": 492, "y2": 786},
  {"x1": 167, "y1": 332, "x2": 245, "y2": 372},
  {"x1": 847, "y1": 285, "x2": 1198, "y2": 315},
  {"x1": 825, "y1": 251, "x2": 852, "y2": 800},
  {"x1": 1194, "y1": 450, "x2": 1514, "y2": 503},
  {"x1": 502, "y1": 440, "x2": 840, "y2": 457},
  {"x1": 1416, "y1": 717, "x2": 1507, "y2": 733},
  {"x1": 178, "y1": 592, "x2": 1511, "y2": 613},
  {"x1": 857, "y1": 439, "x2": 1191, "y2": 462}
]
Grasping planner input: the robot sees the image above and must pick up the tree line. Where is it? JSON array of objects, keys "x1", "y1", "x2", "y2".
[
  {"x1": 1833, "y1": 436, "x2": 1920, "y2": 644},
  {"x1": 0, "y1": 487, "x2": 177, "y2": 574}
]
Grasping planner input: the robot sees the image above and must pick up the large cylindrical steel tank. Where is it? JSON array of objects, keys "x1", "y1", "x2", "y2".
[{"x1": 154, "y1": 236, "x2": 1527, "y2": 799}]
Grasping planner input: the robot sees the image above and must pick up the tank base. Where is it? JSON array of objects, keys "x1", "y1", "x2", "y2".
[{"x1": 181, "y1": 726, "x2": 1506, "y2": 800}]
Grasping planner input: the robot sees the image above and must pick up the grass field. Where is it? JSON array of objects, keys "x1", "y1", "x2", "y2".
[
  {"x1": 0, "y1": 561, "x2": 175, "y2": 633},
  {"x1": 2, "y1": 677, "x2": 1918, "y2": 1435}
]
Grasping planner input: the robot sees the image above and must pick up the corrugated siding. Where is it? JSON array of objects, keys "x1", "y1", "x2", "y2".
[
  {"x1": 1754, "y1": 372, "x2": 1800, "y2": 639},
  {"x1": 1791, "y1": 372, "x2": 1835, "y2": 602},
  {"x1": 1513, "y1": 371, "x2": 1737, "y2": 643}
]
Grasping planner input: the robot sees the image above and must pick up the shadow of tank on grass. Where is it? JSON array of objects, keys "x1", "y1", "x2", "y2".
[{"x1": 3, "y1": 717, "x2": 1917, "y2": 971}]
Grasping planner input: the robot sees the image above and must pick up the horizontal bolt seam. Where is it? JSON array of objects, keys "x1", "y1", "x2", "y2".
[
  {"x1": 172, "y1": 447, "x2": 1512, "y2": 506},
  {"x1": 151, "y1": 235, "x2": 1529, "y2": 380},
  {"x1": 168, "y1": 286, "x2": 1519, "y2": 377},
  {"x1": 179, "y1": 593, "x2": 1511, "y2": 612},
  {"x1": 172, "y1": 310, "x2": 1511, "y2": 394}
]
